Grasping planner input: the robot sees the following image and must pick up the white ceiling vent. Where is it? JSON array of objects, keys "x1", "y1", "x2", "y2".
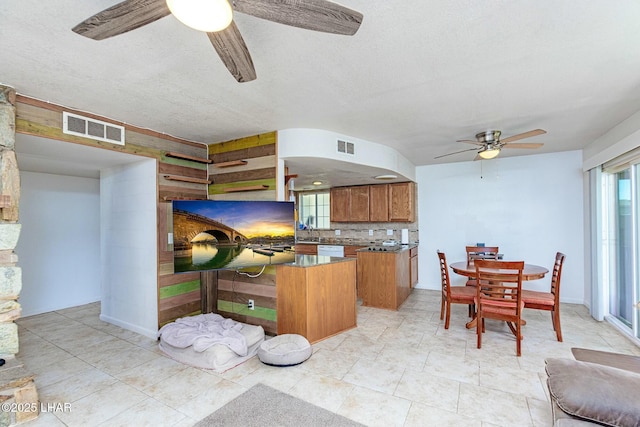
[
  {"x1": 63, "y1": 112, "x2": 125, "y2": 146},
  {"x1": 337, "y1": 139, "x2": 355, "y2": 155}
]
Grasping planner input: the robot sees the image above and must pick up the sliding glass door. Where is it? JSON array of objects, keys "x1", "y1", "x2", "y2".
[
  {"x1": 608, "y1": 169, "x2": 632, "y2": 326},
  {"x1": 605, "y1": 166, "x2": 639, "y2": 338}
]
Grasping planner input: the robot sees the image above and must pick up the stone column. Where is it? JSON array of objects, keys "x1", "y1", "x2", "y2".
[{"x1": 0, "y1": 85, "x2": 38, "y2": 426}]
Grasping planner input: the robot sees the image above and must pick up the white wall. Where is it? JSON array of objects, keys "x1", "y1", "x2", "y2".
[
  {"x1": 279, "y1": 128, "x2": 416, "y2": 181},
  {"x1": 416, "y1": 150, "x2": 585, "y2": 304},
  {"x1": 17, "y1": 171, "x2": 101, "y2": 316},
  {"x1": 100, "y1": 159, "x2": 158, "y2": 338}
]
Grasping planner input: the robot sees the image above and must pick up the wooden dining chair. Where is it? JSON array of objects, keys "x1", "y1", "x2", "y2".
[
  {"x1": 466, "y1": 245, "x2": 500, "y2": 263},
  {"x1": 437, "y1": 251, "x2": 476, "y2": 329},
  {"x1": 474, "y1": 259, "x2": 525, "y2": 356},
  {"x1": 522, "y1": 252, "x2": 566, "y2": 342},
  {"x1": 465, "y1": 246, "x2": 499, "y2": 287},
  {"x1": 465, "y1": 246, "x2": 500, "y2": 317}
]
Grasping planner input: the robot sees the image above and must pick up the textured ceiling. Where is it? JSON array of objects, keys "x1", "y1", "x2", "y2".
[{"x1": 3, "y1": 1, "x2": 640, "y2": 184}]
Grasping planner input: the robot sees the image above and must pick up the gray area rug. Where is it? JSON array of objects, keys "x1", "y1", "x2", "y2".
[{"x1": 194, "y1": 383, "x2": 365, "y2": 427}]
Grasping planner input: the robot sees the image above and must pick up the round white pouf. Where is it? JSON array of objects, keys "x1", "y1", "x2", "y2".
[{"x1": 257, "y1": 334, "x2": 312, "y2": 366}]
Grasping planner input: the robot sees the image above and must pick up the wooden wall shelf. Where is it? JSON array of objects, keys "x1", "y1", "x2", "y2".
[
  {"x1": 285, "y1": 174, "x2": 298, "y2": 186},
  {"x1": 163, "y1": 175, "x2": 212, "y2": 185},
  {"x1": 165, "y1": 151, "x2": 212, "y2": 164},
  {"x1": 214, "y1": 160, "x2": 248, "y2": 168},
  {"x1": 162, "y1": 196, "x2": 208, "y2": 201},
  {"x1": 223, "y1": 185, "x2": 269, "y2": 193}
]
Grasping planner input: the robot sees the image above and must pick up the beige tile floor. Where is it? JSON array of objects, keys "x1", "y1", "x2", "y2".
[{"x1": 15, "y1": 289, "x2": 640, "y2": 427}]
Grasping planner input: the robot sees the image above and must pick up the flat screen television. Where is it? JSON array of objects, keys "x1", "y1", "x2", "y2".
[{"x1": 172, "y1": 200, "x2": 296, "y2": 272}]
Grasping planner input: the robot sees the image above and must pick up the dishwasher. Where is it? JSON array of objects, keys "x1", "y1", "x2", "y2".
[{"x1": 317, "y1": 245, "x2": 344, "y2": 257}]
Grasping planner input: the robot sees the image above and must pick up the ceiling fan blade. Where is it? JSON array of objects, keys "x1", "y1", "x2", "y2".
[
  {"x1": 72, "y1": 0, "x2": 170, "y2": 40},
  {"x1": 457, "y1": 139, "x2": 484, "y2": 146},
  {"x1": 207, "y1": 21, "x2": 257, "y2": 83},
  {"x1": 502, "y1": 142, "x2": 544, "y2": 149},
  {"x1": 499, "y1": 129, "x2": 546, "y2": 144},
  {"x1": 232, "y1": 0, "x2": 363, "y2": 35},
  {"x1": 434, "y1": 147, "x2": 479, "y2": 159}
]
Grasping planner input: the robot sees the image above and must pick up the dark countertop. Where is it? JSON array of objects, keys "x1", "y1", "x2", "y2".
[
  {"x1": 356, "y1": 243, "x2": 418, "y2": 253},
  {"x1": 295, "y1": 239, "x2": 372, "y2": 246},
  {"x1": 281, "y1": 254, "x2": 357, "y2": 267},
  {"x1": 296, "y1": 239, "x2": 418, "y2": 247}
]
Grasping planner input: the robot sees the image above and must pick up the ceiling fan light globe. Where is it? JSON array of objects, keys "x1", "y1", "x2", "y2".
[
  {"x1": 478, "y1": 148, "x2": 500, "y2": 159},
  {"x1": 166, "y1": 0, "x2": 233, "y2": 32}
]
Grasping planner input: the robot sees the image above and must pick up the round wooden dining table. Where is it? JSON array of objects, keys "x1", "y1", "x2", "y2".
[
  {"x1": 449, "y1": 261, "x2": 548, "y2": 281},
  {"x1": 449, "y1": 261, "x2": 549, "y2": 329}
]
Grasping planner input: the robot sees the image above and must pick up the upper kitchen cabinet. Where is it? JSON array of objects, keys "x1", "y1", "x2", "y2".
[
  {"x1": 369, "y1": 184, "x2": 389, "y2": 222},
  {"x1": 388, "y1": 182, "x2": 416, "y2": 222},
  {"x1": 331, "y1": 182, "x2": 415, "y2": 223},
  {"x1": 350, "y1": 186, "x2": 370, "y2": 221},
  {"x1": 330, "y1": 187, "x2": 350, "y2": 222},
  {"x1": 330, "y1": 186, "x2": 369, "y2": 222}
]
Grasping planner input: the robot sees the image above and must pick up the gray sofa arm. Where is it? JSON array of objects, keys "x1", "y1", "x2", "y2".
[{"x1": 545, "y1": 357, "x2": 640, "y2": 427}]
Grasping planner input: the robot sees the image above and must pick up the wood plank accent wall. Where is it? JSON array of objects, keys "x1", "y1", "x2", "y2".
[
  {"x1": 217, "y1": 267, "x2": 277, "y2": 335},
  {"x1": 207, "y1": 132, "x2": 279, "y2": 332},
  {"x1": 14, "y1": 95, "x2": 209, "y2": 328},
  {"x1": 208, "y1": 132, "x2": 278, "y2": 201}
]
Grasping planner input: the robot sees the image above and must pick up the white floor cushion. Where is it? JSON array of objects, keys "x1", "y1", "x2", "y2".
[
  {"x1": 257, "y1": 334, "x2": 312, "y2": 366},
  {"x1": 159, "y1": 319, "x2": 265, "y2": 373}
]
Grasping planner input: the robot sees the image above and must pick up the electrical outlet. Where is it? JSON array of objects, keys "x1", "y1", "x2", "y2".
[
  {"x1": 387, "y1": 229, "x2": 393, "y2": 236},
  {"x1": 368, "y1": 229, "x2": 373, "y2": 236},
  {"x1": 248, "y1": 299, "x2": 254, "y2": 310},
  {"x1": 335, "y1": 229, "x2": 341, "y2": 236}
]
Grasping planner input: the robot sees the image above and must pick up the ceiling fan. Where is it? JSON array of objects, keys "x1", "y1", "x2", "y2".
[
  {"x1": 435, "y1": 129, "x2": 546, "y2": 160},
  {"x1": 72, "y1": 0, "x2": 363, "y2": 83}
]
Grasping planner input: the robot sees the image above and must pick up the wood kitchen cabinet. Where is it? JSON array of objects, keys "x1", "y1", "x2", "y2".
[
  {"x1": 277, "y1": 257, "x2": 357, "y2": 343},
  {"x1": 409, "y1": 246, "x2": 418, "y2": 287},
  {"x1": 357, "y1": 248, "x2": 411, "y2": 310},
  {"x1": 331, "y1": 182, "x2": 415, "y2": 223},
  {"x1": 330, "y1": 187, "x2": 350, "y2": 222},
  {"x1": 369, "y1": 184, "x2": 389, "y2": 222},
  {"x1": 330, "y1": 186, "x2": 369, "y2": 222},
  {"x1": 388, "y1": 182, "x2": 416, "y2": 222},
  {"x1": 294, "y1": 244, "x2": 318, "y2": 255},
  {"x1": 343, "y1": 244, "x2": 367, "y2": 258},
  {"x1": 349, "y1": 186, "x2": 370, "y2": 221},
  {"x1": 296, "y1": 243, "x2": 365, "y2": 257}
]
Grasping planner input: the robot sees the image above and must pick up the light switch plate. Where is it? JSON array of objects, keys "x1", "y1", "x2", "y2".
[
  {"x1": 335, "y1": 229, "x2": 341, "y2": 236},
  {"x1": 168, "y1": 233, "x2": 173, "y2": 244},
  {"x1": 369, "y1": 229, "x2": 373, "y2": 236},
  {"x1": 387, "y1": 229, "x2": 393, "y2": 236}
]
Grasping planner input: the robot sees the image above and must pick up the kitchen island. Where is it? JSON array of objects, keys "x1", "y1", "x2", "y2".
[
  {"x1": 276, "y1": 255, "x2": 357, "y2": 343},
  {"x1": 356, "y1": 244, "x2": 417, "y2": 310}
]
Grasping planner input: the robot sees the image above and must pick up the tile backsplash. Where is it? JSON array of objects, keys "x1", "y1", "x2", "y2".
[{"x1": 297, "y1": 222, "x2": 419, "y2": 244}]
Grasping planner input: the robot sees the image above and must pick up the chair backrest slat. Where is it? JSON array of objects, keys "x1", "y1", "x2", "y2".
[
  {"x1": 466, "y1": 245, "x2": 499, "y2": 263},
  {"x1": 550, "y1": 252, "x2": 566, "y2": 298},
  {"x1": 437, "y1": 251, "x2": 451, "y2": 297},
  {"x1": 474, "y1": 260, "x2": 524, "y2": 306}
]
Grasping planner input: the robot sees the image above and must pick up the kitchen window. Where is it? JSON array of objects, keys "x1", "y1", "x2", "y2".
[{"x1": 299, "y1": 192, "x2": 330, "y2": 229}]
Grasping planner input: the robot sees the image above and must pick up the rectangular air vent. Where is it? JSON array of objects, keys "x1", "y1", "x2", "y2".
[
  {"x1": 63, "y1": 112, "x2": 125, "y2": 146},
  {"x1": 337, "y1": 139, "x2": 355, "y2": 155}
]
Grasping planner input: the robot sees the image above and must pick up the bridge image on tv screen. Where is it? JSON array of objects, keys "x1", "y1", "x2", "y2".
[{"x1": 172, "y1": 200, "x2": 295, "y2": 272}]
